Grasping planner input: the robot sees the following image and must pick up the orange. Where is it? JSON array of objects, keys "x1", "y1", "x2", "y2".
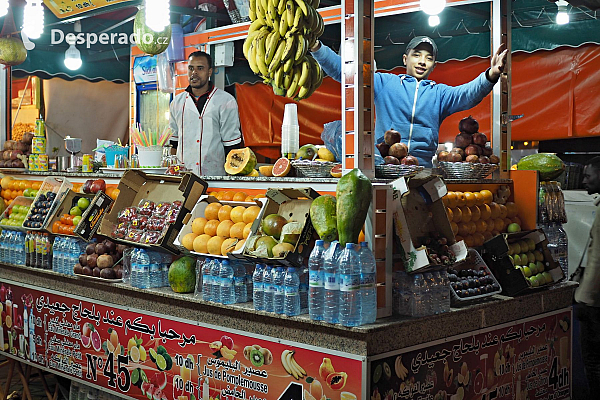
[
  {"x1": 455, "y1": 192, "x2": 467, "y2": 207},
  {"x1": 451, "y1": 207, "x2": 462, "y2": 223},
  {"x1": 469, "y1": 205, "x2": 481, "y2": 222},
  {"x1": 31, "y1": 181, "x2": 41, "y2": 190},
  {"x1": 222, "y1": 191, "x2": 236, "y2": 201},
  {"x1": 458, "y1": 222, "x2": 470, "y2": 237},
  {"x1": 0, "y1": 190, "x2": 6, "y2": 199},
  {"x1": 498, "y1": 204, "x2": 508, "y2": 219},
  {"x1": 450, "y1": 221, "x2": 459, "y2": 236},
  {"x1": 204, "y1": 203, "x2": 222, "y2": 220},
  {"x1": 230, "y1": 206, "x2": 246, "y2": 224},
  {"x1": 234, "y1": 239, "x2": 246, "y2": 251},
  {"x1": 513, "y1": 216, "x2": 522, "y2": 227},
  {"x1": 105, "y1": 187, "x2": 114, "y2": 198},
  {"x1": 216, "y1": 220, "x2": 235, "y2": 237},
  {"x1": 232, "y1": 191, "x2": 248, "y2": 202},
  {"x1": 16, "y1": 190, "x2": 23, "y2": 197},
  {"x1": 505, "y1": 202, "x2": 519, "y2": 218},
  {"x1": 480, "y1": 189, "x2": 493, "y2": 204},
  {"x1": 208, "y1": 191, "x2": 218, "y2": 197},
  {"x1": 245, "y1": 195, "x2": 255, "y2": 202},
  {"x1": 442, "y1": 195, "x2": 449, "y2": 207},
  {"x1": 482, "y1": 231, "x2": 493, "y2": 241},
  {"x1": 181, "y1": 233, "x2": 198, "y2": 251},
  {"x1": 10, "y1": 190, "x2": 17, "y2": 199},
  {"x1": 192, "y1": 217, "x2": 207, "y2": 235},
  {"x1": 221, "y1": 238, "x2": 238, "y2": 256},
  {"x1": 206, "y1": 236, "x2": 225, "y2": 255},
  {"x1": 8, "y1": 180, "x2": 18, "y2": 190},
  {"x1": 214, "y1": 191, "x2": 225, "y2": 200},
  {"x1": 464, "y1": 192, "x2": 477, "y2": 207},
  {"x1": 493, "y1": 218, "x2": 505, "y2": 232},
  {"x1": 218, "y1": 205, "x2": 233, "y2": 221},
  {"x1": 230, "y1": 222, "x2": 246, "y2": 239},
  {"x1": 204, "y1": 220, "x2": 220, "y2": 237},
  {"x1": 480, "y1": 204, "x2": 492, "y2": 220},
  {"x1": 473, "y1": 232, "x2": 486, "y2": 247},
  {"x1": 243, "y1": 222, "x2": 253, "y2": 239},
  {"x1": 445, "y1": 192, "x2": 458, "y2": 208},
  {"x1": 486, "y1": 219, "x2": 496, "y2": 232},
  {"x1": 473, "y1": 192, "x2": 485, "y2": 206},
  {"x1": 52, "y1": 221, "x2": 61, "y2": 234},
  {"x1": 110, "y1": 188, "x2": 120, "y2": 201},
  {"x1": 468, "y1": 221, "x2": 477, "y2": 235},
  {"x1": 459, "y1": 206, "x2": 472, "y2": 223},
  {"x1": 475, "y1": 219, "x2": 488, "y2": 233},
  {"x1": 193, "y1": 234, "x2": 211, "y2": 253},
  {"x1": 446, "y1": 208, "x2": 453, "y2": 222},
  {"x1": 19, "y1": 180, "x2": 30, "y2": 190},
  {"x1": 489, "y1": 202, "x2": 501, "y2": 219},
  {"x1": 464, "y1": 235, "x2": 475, "y2": 248},
  {"x1": 243, "y1": 206, "x2": 262, "y2": 224}
]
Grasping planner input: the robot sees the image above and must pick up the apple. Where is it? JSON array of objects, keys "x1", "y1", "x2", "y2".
[
  {"x1": 82, "y1": 179, "x2": 94, "y2": 194},
  {"x1": 507, "y1": 223, "x2": 521, "y2": 233},
  {"x1": 77, "y1": 197, "x2": 91, "y2": 210},
  {"x1": 90, "y1": 179, "x2": 106, "y2": 194},
  {"x1": 72, "y1": 216, "x2": 82, "y2": 226},
  {"x1": 70, "y1": 206, "x2": 83, "y2": 216}
]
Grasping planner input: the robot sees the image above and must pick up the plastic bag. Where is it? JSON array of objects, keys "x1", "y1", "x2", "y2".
[
  {"x1": 320, "y1": 120, "x2": 384, "y2": 165},
  {"x1": 157, "y1": 52, "x2": 175, "y2": 93}
]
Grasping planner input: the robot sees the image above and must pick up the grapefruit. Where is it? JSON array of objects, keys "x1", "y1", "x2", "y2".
[
  {"x1": 259, "y1": 165, "x2": 274, "y2": 176},
  {"x1": 272, "y1": 157, "x2": 291, "y2": 177},
  {"x1": 91, "y1": 330, "x2": 102, "y2": 352},
  {"x1": 330, "y1": 164, "x2": 342, "y2": 178},
  {"x1": 81, "y1": 334, "x2": 91, "y2": 348},
  {"x1": 261, "y1": 214, "x2": 288, "y2": 240}
]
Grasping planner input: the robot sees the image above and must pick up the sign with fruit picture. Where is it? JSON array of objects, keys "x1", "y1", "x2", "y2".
[
  {"x1": 0, "y1": 280, "x2": 364, "y2": 400},
  {"x1": 369, "y1": 308, "x2": 571, "y2": 400}
]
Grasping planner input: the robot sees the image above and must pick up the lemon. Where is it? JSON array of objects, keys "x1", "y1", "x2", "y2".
[
  {"x1": 156, "y1": 354, "x2": 167, "y2": 371},
  {"x1": 317, "y1": 147, "x2": 336, "y2": 162},
  {"x1": 139, "y1": 345, "x2": 147, "y2": 361},
  {"x1": 129, "y1": 345, "x2": 141, "y2": 363}
]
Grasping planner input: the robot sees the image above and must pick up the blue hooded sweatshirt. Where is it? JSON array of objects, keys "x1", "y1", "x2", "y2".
[{"x1": 312, "y1": 45, "x2": 496, "y2": 167}]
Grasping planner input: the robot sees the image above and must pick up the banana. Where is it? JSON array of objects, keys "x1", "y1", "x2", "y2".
[
  {"x1": 260, "y1": 0, "x2": 269, "y2": 15},
  {"x1": 283, "y1": 55, "x2": 295, "y2": 73},
  {"x1": 248, "y1": 19, "x2": 264, "y2": 35},
  {"x1": 281, "y1": 350, "x2": 294, "y2": 377},
  {"x1": 294, "y1": 0, "x2": 309, "y2": 17},
  {"x1": 395, "y1": 356, "x2": 408, "y2": 380},
  {"x1": 316, "y1": 12, "x2": 324, "y2": 37},
  {"x1": 307, "y1": 6, "x2": 318, "y2": 31},
  {"x1": 283, "y1": 69, "x2": 293, "y2": 88},
  {"x1": 281, "y1": 35, "x2": 296, "y2": 62},
  {"x1": 282, "y1": 350, "x2": 307, "y2": 379},
  {"x1": 286, "y1": 351, "x2": 301, "y2": 379},
  {"x1": 297, "y1": 57, "x2": 311, "y2": 87},
  {"x1": 294, "y1": 35, "x2": 307, "y2": 63},
  {"x1": 247, "y1": 41, "x2": 260, "y2": 74},
  {"x1": 255, "y1": 31, "x2": 270, "y2": 77},
  {"x1": 285, "y1": 0, "x2": 295, "y2": 26},
  {"x1": 312, "y1": 0, "x2": 320, "y2": 8},
  {"x1": 249, "y1": 0, "x2": 257, "y2": 20},
  {"x1": 273, "y1": 64, "x2": 285, "y2": 87},
  {"x1": 286, "y1": 65, "x2": 301, "y2": 98},
  {"x1": 243, "y1": 30, "x2": 261, "y2": 59},
  {"x1": 290, "y1": 6, "x2": 304, "y2": 33},
  {"x1": 279, "y1": 9, "x2": 289, "y2": 36},
  {"x1": 265, "y1": 31, "x2": 281, "y2": 65},
  {"x1": 269, "y1": 39, "x2": 287, "y2": 73},
  {"x1": 255, "y1": 0, "x2": 267, "y2": 25},
  {"x1": 277, "y1": 0, "x2": 287, "y2": 15},
  {"x1": 290, "y1": 352, "x2": 306, "y2": 377}
]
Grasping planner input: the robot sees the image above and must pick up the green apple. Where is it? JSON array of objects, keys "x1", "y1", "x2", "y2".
[
  {"x1": 513, "y1": 242, "x2": 522, "y2": 254},
  {"x1": 528, "y1": 275, "x2": 540, "y2": 287},
  {"x1": 69, "y1": 206, "x2": 83, "y2": 216},
  {"x1": 522, "y1": 266, "x2": 532, "y2": 278},
  {"x1": 529, "y1": 262, "x2": 538, "y2": 275},
  {"x1": 77, "y1": 197, "x2": 90, "y2": 210},
  {"x1": 507, "y1": 223, "x2": 521, "y2": 233},
  {"x1": 536, "y1": 261, "x2": 545, "y2": 273},
  {"x1": 535, "y1": 273, "x2": 545, "y2": 285},
  {"x1": 72, "y1": 216, "x2": 82, "y2": 226},
  {"x1": 534, "y1": 250, "x2": 544, "y2": 262},
  {"x1": 527, "y1": 252, "x2": 536, "y2": 264},
  {"x1": 526, "y1": 239, "x2": 536, "y2": 252},
  {"x1": 519, "y1": 254, "x2": 528, "y2": 266},
  {"x1": 542, "y1": 272, "x2": 553, "y2": 284},
  {"x1": 513, "y1": 254, "x2": 522, "y2": 266},
  {"x1": 1, "y1": 218, "x2": 9, "y2": 225}
]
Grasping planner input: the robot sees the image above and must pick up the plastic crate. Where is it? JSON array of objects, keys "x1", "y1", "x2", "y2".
[
  {"x1": 448, "y1": 249, "x2": 502, "y2": 307},
  {"x1": 0, "y1": 196, "x2": 34, "y2": 232},
  {"x1": 22, "y1": 176, "x2": 73, "y2": 231}
]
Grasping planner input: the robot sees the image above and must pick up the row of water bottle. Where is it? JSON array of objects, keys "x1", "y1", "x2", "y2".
[
  {"x1": 200, "y1": 258, "x2": 252, "y2": 304},
  {"x1": 0, "y1": 230, "x2": 27, "y2": 266},
  {"x1": 253, "y1": 263, "x2": 306, "y2": 316},
  {"x1": 52, "y1": 236, "x2": 86, "y2": 275},
  {"x1": 392, "y1": 270, "x2": 451, "y2": 317},
  {"x1": 70, "y1": 381, "x2": 120, "y2": 400},
  {"x1": 540, "y1": 222, "x2": 568, "y2": 277},
  {"x1": 308, "y1": 241, "x2": 377, "y2": 327},
  {"x1": 129, "y1": 248, "x2": 172, "y2": 289}
]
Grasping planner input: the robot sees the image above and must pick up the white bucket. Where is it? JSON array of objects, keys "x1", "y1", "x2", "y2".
[{"x1": 137, "y1": 146, "x2": 163, "y2": 167}]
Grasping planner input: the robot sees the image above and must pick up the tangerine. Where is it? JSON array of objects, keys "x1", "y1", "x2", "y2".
[
  {"x1": 181, "y1": 233, "x2": 198, "y2": 250},
  {"x1": 480, "y1": 204, "x2": 492, "y2": 220},
  {"x1": 214, "y1": 191, "x2": 225, "y2": 200},
  {"x1": 52, "y1": 221, "x2": 61, "y2": 233},
  {"x1": 493, "y1": 218, "x2": 505, "y2": 232},
  {"x1": 455, "y1": 192, "x2": 467, "y2": 207},
  {"x1": 468, "y1": 221, "x2": 477, "y2": 235},
  {"x1": 19, "y1": 180, "x2": 30, "y2": 190},
  {"x1": 31, "y1": 182, "x2": 41, "y2": 190},
  {"x1": 244, "y1": 195, "x2": 255, "y2": 202},
  {"x1": 216, "y1": 220, "x2": 235, "y2": 237},
  {"x1": 218, "y1": 205, "x2": 233, "y2": 221},
  {"x1": 475, "y1": 220, "x2": 488, "y2": 232},
  {"x1": 469, "y1": 205, "x2": 481, "y2": 222},
  {"x1": 489, "y1": 202, "x2": 501, "y2": 219},
  {"x1": 459, "y1": 206, "x2": 472, "y2": 223},
  {"x1": 110, "y1": 188, "x2": 120, "y2": 200},
  {"x1": 8, "y1": 180, "x2": 18, "y2": 190},
  {"x1": 222, "y1": 191, "x2": 236, "y2": 201},
  {"x1": 445, "y1": 192, "x2": 458, "y2": 208},
  {"x1": 230, "y1": 222, "x2": 246, "y2": 239},
  {"x1": 464, "y1": 192, "x2": 477, "y2": 207},
  {"x1": 243, "y1": 222, "x2": 253, "y2": 239},
  {"x1": 193, "y1": 234, "x2": 211, "y2": 253},
  {"x1": 232, "y1": 192, "x2": 248, "y2": 202},
  {"x1": 451, "y1": 207, "x2": 462, "y2": 223},
  {"x1": 243, "y1": 206, "x2": 261, "y2": 224},
  {"x1": 458, "y1": 222, "x2": 470, "y2": 237},
  {"x1": 480, "y1": 189, "x2": 494, "y2": 204},
  {"x1": 206, "y1": 236, "x2": 225, "y2": 255},
  {"x1": 192, "y1": 217, "x2": 207, "y2": 235},
  {"x1": 204, "y1": 203, "x2": 222, "y2": 220},
  {"x1": 204, "y1": 220, "x2": 220, "y2": 236},
  {"x1": 230, "y1": 206, "x2": 246, "y2": 224},
  {"x1": 473, "y1": 192, "x2": 485, "y2": 206}
]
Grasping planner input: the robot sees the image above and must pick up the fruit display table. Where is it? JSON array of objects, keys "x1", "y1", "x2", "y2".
[{"x1": 0, "y1": 263, "x2": 576, "y2": 400}]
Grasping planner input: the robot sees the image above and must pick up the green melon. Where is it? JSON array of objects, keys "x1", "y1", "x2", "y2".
[
  {"x1": 310, "y1": 194, "x2": 338, "y2": 242},
  {"x1": 168, "y1": 256, "x2": 196, "y2": 293},
  {"x1": 0, "y1": 37, "x2": 27, "y2": 66},
  {"x1": 517, "y1": 153, "x2": 565, "y2": 181},
  {"x1": 224, "y1": 147, "x2": 257, "y2": 175},
  {"x1": 133, "y1": 9, "x2": 171, "y2": 55}
]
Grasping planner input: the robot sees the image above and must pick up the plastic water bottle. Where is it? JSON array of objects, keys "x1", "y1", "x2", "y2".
[
  {"x1": 272, "y1": 266, "x2": 285, "y2": 314},
  {"x1": 129, "y1": 249, "x2": 139, "y2": 288},
  {"x1": 245, "y1": 262, "x2": 253, "y2": 302},
  {"x1": 161, "y1": 253, "x2": 172, "y2": 287},
  {"x1": 284, "y1": 267, "x2": 301, "y2": 316},
  {"x1": 308, "y1": 240, "x2": 326, "y2": 321},
  {"x1": 324, "y1": 241, "x2": 341, "y2": 324},
  {"x1": 263, "y1": 265, "x2": 274, "y2": 313},
  {"x1": 78, "y1": 383, "x2": 88, "y2": 400},
  {"x1": 0, "y1": 230, "x2": 7, "y2": 263},
  {"x1": 148, "y1": 251, "x2": 162, "y2": 288},
  {"x1": 412, "y1": 274, "x2": 427, "y2": 317},
  {"x1": 423, "y1": 272, "x2": 436, "y2": 315},
  {"x1": 52, "y1": 236, "x2": 62, "y2": 273},
  {"x1": 556, "y1": 224, "x2": 569, "y2": 277},
  {"x1": 202, "y1": 258, "x2": 213, "y2": 302},
  {"x1": 299, "y1": 268, "x2": 309, "y2": 313},
  {"x1": 219, "y1": 260, "x2": 235, "y2": 305},
  {"x1": 58, "y1": 237, "x2": 68, "y2": 274},
  {"x1": 233, "y1": 261, "x2": 247, "y2": 303},
  {"x1": 65, "y1": 238, "x2": 76, "y2": 275},
  {"x1": 137, "y1": 249, "x2": 150, "y2": 289},
  {"x1": 436, "y1": 270, "x2": 450, "y2": 313},
  {"x1": 253, "y1": 264, "x2": 265, "y2": 311},
  {"x1": 210, "y1": 259, "x2": 221, "y2": 302},
  {"x1": 358, "y1": 242, "x2": 377, "y2": 324},
  {"x1": 17, "y1": 232, "x2": 26, "y2": 266},
  {"x1": 338, "y1": 243, "x2": 361, "y2": 327}
]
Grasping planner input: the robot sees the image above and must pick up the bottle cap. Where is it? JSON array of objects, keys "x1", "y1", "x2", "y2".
[
  {"x1": 346, "y1": 243, "x2": 354, "y2": 249},
  {"x1": 360, "y1": 241, "x2": 368, "y2": 247},
  {"x1": 316, "y1": 240, "x2": 324, "y2": 245}
]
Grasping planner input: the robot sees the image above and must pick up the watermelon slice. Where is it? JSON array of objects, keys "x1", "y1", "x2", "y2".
[
  {"x1": 152, "y1": 386, "x2": 163, "y2": 400},
  {"x1": 151, "y1": 371, "x2": 167, "y2": 390},
  {"x1": 141, "y1": 382, "x2": 152, "y2": 396},
  {"x1": 272, "y1": 157, "x2": 291, "y2": 177}
]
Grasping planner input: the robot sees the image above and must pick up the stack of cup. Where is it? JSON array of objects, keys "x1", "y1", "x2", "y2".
[{"x1": 281, "y1": 104, "x2": 300, "y2": 159}]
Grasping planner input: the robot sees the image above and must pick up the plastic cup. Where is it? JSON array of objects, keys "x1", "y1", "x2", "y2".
[
  {"x1": 137, "y1": 146, "x2": 163, "y2": 167},
  {"x1": 283, "y1": 103, "x2": 299, "y2": 126}
]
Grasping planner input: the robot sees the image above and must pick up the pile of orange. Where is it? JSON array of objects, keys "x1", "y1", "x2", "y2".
[
  {"x1": 0, "y1": 177, "x2": 41, "y2": 206},
  {"x1": 442, "y1": 189, "x2": 521, "y2": 248},
  {"x1": 105, "y1": 187, "x2": 120, "y2": 201},
  {"x1": 52, "y1": 215, "x2": 77, "y2": 235},
  {"x1": 180, "y1": 202, "x2": 262, "y2": 256},
  {"x1": 207, "y1": 190, "x2": 266, "y2": 202}
]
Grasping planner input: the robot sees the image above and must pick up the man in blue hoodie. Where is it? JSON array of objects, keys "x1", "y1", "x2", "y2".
[{"x1": 310, "y1": 36, "x2": 508, "y2": 167}]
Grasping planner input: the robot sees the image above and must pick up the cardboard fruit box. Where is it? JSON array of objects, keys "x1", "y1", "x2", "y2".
[
  {"x1": 237, "y1": 188, "x2": 319, "y2": 268},
  {"x1": 392, "y1": 174, "x2": 467, "y2": 273},
  {"x1": 99, "y1": 170, "x2": 208, "y2": 254},
  {"x1": 174, "y1": 195, "x2": 267, "y2": 258},
  {"x1": 481, "y1": 229, "x2": 565, "y2": 296},
  {"x1": 48, "y1": 190, "x2": 96, "y2": 236}
]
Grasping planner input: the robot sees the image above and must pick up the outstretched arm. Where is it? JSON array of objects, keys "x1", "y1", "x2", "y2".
[
  {"x1": 487, "y1": 44, "x2": 508, "y2": 82},
  {"x1": 309, "y1": 41, "x2": 342, "y2": 83}
]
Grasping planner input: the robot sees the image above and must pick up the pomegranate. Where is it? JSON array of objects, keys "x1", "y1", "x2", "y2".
[
  {"x1": 401, "y1": 155, "x2": 419, "y2": 165},
  {"x1": 466, "y1": 155, "x2": 480, "y2": 163},
  {"x1": 472, "y1": 132, "x2": 488, "y2": 146},
  {"x1": 376, "y1": 142, "x2": 390, "y2": 157},
  {"x1": 455, "y1": 132, "x2": 473, "y2": 149},
  {"x1": 459, "y1": 115, "x2": 479, "y2": 134},
  {"x1": 384, "y1": 128, "x2": 401, "y2": 145},
  {"x1": 389, "y1": 142, "x2": 408, "y2": 159},
  {"x1": 465, "y1": 144, "x2": 482, "y2": 156},
  {"x1": 489, "y1": 154, "x2": 500, "y2": 164},
  {"x1": 437, "y1": 151, "x2": 450, "y2": 162},
  {"x1": 479, "y1": 156, "x2": 490, "y2": 164},
  {"x1": 384, "y1": 156, "x2": 400, "y2": 165},
  {"x1": 482, "y1": 144, "x2": 493, "y2": 156},
  {"x1": 448, "y1": 152, "x2": 463, "y2": 162}
]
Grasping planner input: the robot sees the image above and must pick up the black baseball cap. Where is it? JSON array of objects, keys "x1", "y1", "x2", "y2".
[{"x1": 405, "y1": 36, "x2": 438, "y2": 60}]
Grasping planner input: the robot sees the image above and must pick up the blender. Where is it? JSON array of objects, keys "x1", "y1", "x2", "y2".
[{"x1": 64, "y1": 136, "x2": 82, "y2": 172}]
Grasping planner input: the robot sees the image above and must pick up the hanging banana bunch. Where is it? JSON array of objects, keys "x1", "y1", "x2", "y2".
[{"x1": 243, "y1": 0, "x2": 325, "y2": 100}]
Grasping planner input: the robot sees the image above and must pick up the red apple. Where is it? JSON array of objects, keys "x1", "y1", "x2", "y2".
[
  {"x1": 90, "y1": 179, "x2": 106, "y2": 194},
  {"x1": 455, "y1": 132, "x2": 473, "y2": 149},
  {"x1": 458, "y1": 115, "x2": 479, "y2": 134},
  {"x1": 401, "y1": 155, "x2": 419, "y2": 165},
  {"x1": 472, "y1": 132, "x2": 488, "y2": 146},
  {"x1": 389, "y1": 142, "x2": 408, "y2": 159},
  {"x1": 384, "y1": 128, "x2": 401, "y2": 145},
  {"x1": 83, "y1": 179, "x2": 94, "y2": 194}
]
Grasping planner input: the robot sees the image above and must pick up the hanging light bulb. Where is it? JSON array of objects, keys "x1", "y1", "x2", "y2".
[
  {"x1": 145, "y1": 0, "x2": 170, "y2": 32},
  {"x1": 64, "y1": 44, "x2": 82, "y2": 70},
  {"x1": 555, "y1": 0, "x2": 569, "y2": 25},
  {"x1": 23, "y1": 0, "x2": 44, "y2": 40},
  {"x1": 428, "y1": 15, "x2": 440, "y2": 26},
  {"x1": 420, "y1": 0, "x2": 446, "y2": 16},
  {"x1": 0, "y1": 0, "x2": 8, "y2": 18}
]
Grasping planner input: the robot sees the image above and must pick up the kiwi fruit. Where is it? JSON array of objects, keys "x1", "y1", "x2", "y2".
[
  {"x1": 250, "y1": 349, "x2": 265, "y2": 367},
  {"x1": 373, "y1": 364, "x2": 382, "y2": 383},
  {"x1": 383, "y1": 362, "x2": 392, "y2": 380},
  {"x1": 259, "y1": 347, "x2": 273, "y2": 365}
]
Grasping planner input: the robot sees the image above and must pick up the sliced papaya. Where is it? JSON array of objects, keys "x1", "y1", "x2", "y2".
[{"x1": 224, "y1": 148, "x2": 257, "y2": 175}]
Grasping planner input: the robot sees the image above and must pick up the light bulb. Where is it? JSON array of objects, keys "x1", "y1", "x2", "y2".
[
  {"x1": 0, "y1": 0, "x2": 8, "y2": 18},
  {"x1": 23, "y1": 0, "x2": 44, "y2": 40},
  {"x1": 420, "y1": 0, "x2": 445, "y2": 16},
  {"x1": 428, "y1": 15, "x2": 440, "y2": 27},
  {"x1": 556, "y1": 10, "x2": 569, "y2": 24},
  {"x1": 64, "y1": 44, "x2": 82, "y2": 70},
  {"x1": 145, "y1": 0, "x2": 170, "y2": 32}
]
